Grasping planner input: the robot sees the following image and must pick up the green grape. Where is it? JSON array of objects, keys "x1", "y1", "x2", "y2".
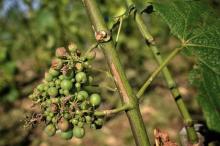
[
  {"x1": 89, "y1": 93, "x2": 101, "y2": 107},
  {"x1": 64, "y1": 71, "x2": 74, "y2": 80},
  {"x1": 44, "y1": 124, "x2": 56, "y2": 137},
  {"x1": 52, "y1": 117, "x2": 58, "y2": 123},
  {"x1": 55, "y1": 79, "x2": 61, "y2": 86},
  {"x1": 46, "y1": 99, "x2": 52, "y2": 105},
  {"x1": 46, "y1": 116, "x2": 52, "y2": 122},
  {"x1": 75, "y1": 72, "x2": 87, "y2": 83},
  {"x1": 78, "y1": 90, "x2": 88, "y2": 99},
  {"x1": 58, "y1": 118, "x2": 70, "y2": 132},
  {"x1": 59, "y1": 130, "x2": 73, "y2": 140},
  {"x1": 42, "y1": 92, "x2": 47, "y2": 97},
  {"x1": 63, "y1": 89, "x2": 70, "y2": 96},
  {"x1": 95, "y1": 118, "x2": 104, "y2": 126},
  {"x1": 64, "y1": 113, "x2": 71, "y2": 119},
  {"x1": 51, "y1": 58, "x2": 63, "y2": 70},
  {"x1": 49, "y1": 68, "x2": 59, "y2": 77},
  {"x1": 88, "y1": 76, "x2": 93, "y2": 84},
  {"x1": 49, "y1": 81, "x2": 55, "y2": 87},
  {"x1": 37, "y1": 84, "x2": 45, "y2": 92},
  {"x1": 85, "y1": 51, "x2": 96, "y2": 60},
  {"x1": 75, "y1": 83, "x2": 81, "y2": 91},
  {"x1": 61, "y1": 79, "x2": 73, "y2": 90},
  {"x1": 85, "y1": 116, "x2": 92, "y2": 123},
  {"x1": 51, "y1": 98, "x2": 59, "y2": 103},
  {"x1": 71, "y1": 119, "x2": 78, "y2": 125},
  {"x1": 83, "y1": 61, "x2": 91, "y2": 69},
  {"x1": 73, "y1": 127, "x2": 85, "y2": 138},
  {"x1": 76, "y1": 94, "x2": 84, "y2": 101},
  {"x1": 48, "y1": 87, "x2": 58, "y2": 97},
  {"x1": 90, "y1": 123, "x2": 97, "y2": 130},
  {"x1": 59, "y1": 89, "x2": 64, "y2": 94},
  {"x1": 77, "y1": 121, "x2": 84, "y2": 128},
  {"x1": 80, "y1": 101, "x2": 89, "y2": 110},
  {"x1": 79, "y1": 117, "x2": 86, "y2": 122},
  {"x1": 59, "y1": 75, "x2": 65, "y2": 80},
  {"x1": 45, "y1": 73, "x2": 53, "y2": 82},
  {"x1": 68, "y1": 43, "x2": 77, "y2": 52},
  {"x1": 48, "y1": 112, "x2": 54, "y2": 118}
]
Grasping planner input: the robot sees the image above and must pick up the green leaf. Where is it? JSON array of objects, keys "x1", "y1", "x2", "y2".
[{"x1": 153, "y1": 0, "x2": 220, "y2": 132}]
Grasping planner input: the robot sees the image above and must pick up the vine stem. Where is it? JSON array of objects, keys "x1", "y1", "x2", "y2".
[
  {"x1": 126, "y1": 0, "x2": 199, "y2": 144},
  {"x1": 82, "y1": 0, "x2": 151, "y2": 146},
  {"x1": 136, "y1": 47, "x2": 183, "y2": 98},
  {"x1": 94, "y1": 104, "x2": 132, "y2": 116}
]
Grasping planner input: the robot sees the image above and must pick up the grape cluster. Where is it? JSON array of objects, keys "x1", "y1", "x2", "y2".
[{"x1": 28, "y1": 44, "x2": 104, "y2": 140}]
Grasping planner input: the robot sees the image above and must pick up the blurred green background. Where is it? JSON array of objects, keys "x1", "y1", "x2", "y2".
[{"x1": 0, "y1": 0, "x2": 219, "y2": 146}]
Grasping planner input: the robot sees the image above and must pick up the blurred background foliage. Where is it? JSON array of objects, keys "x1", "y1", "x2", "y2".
[{"x1": 0, "y1": 0, "x2": 219, "y2": 146}]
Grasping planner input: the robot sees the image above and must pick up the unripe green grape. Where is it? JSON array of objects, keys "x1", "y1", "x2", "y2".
[
  {"x1": 64, "y1": 71, "x2": 74, "y2": 80},
  {"x1": 52, "y1": 117, "x2": 58, "y2": 123},
  {"x1": 76, "y1": 94, "x2": 84, "y2": 101},
  {"x1": 49, "y1": 81, "x2": 55, "y2": 87},
  {"x1": 48, "y1": 87, "x2": 58, "y2": 97},
  {"x1": 61, "y1": 79, "x2": 73, "y2": 90},
  {"x1": 83, "y1": 61, "x2": 91, "y2": 69},
  {"x1": 44, "y1": 124, "x2": 56, "y2": 137},
  {"x1": 45, "y1": 73, "x2": 53, "y2": 82},
  {"x1": 73, "y1": 127, "x2": 85, "y2": 138},
  {"x1": 74, "y1": 114, "x2": 80, "y2": 120},
  {"x1": 51, "y1": 98, "x2": 59, "y2": 103},
  {"x1": 68, "y1": 43, "x2": 77, "y2": 52},
  {"x1": 55, "y1": 79, "x2": 61, "y2": 86},
  {"x1": 58, "y1": 118, "x2": 70, "y2": 132},
  {"x1": 88, "y1": 76, "x2": 93, "y2": 84},
  {"x1": 64, "y1": 113, "x2": 71, "y2": 119},
  {"x1": 80, "y1": 102, "x2": 89, "y2": 110},
  {"x1": 59, "y1": 130, "x2": 73, "y2": 140},
  {"x1": 28, "y1": 94, "x2": 35, "y2": 100},
  {"x1": 48, "y1": 112, "x2": 54, "y2": 118},
  {"x1": 78, "y1": 90, "x2": 88, "y2": 99},
  {"x1": 79, "y1": 117, "x2": 85, "y2": 122},
  {"x1": 89, "y1": 93, "x2": 101, "y2": 107},
  {"x1": 59, "y1": 89, "x2": 64, "y2": 94},
  {"x1": 75, "y1": 72, "x2": 87, "y2": 83},
  {"x1": 71, "y1": 119, "x2": 78, "y2": 125},
  {"x1": 46, "y1": 99, "x2": 52, "y2": 105},
  {"x1": 95, "y1": 118, "x2": 104, "y2": 126},
  {"x1": 85, "y1": 51, "x2": 96, "y2": 60},
  {"x1": 46, "y1": 116, "x2": 52, "y2": 122},
  {"x1": 37, "y1": 84, "x2": 45, "y2": 91},
  {"x1": 75, "y1": 83, "x2": 81, "y2": 91},
  {"x1": 42, "y1": 92, "x2": 47, "y2": 97},
  {"x1": 59, "y1": 75, "x2": 65, "y2": 80},
  {"x1": 77, "y1": 121, "x2": 84, "y2": 128},
  {"x1": 85, "y1": 116, "x2": 92, "y2": 123},
  {"x1": 49, "y1": 68, "x2": 59, "y2": 77},
  {"x1": 63, "y1": 89, "x2": 70, "y2": 96},
  {"x1": 51, "y1": 58, "x2": 63, "y2": 70},
  {"x1": 90, "y1": 123, "x2": 97, "y2": 130}
]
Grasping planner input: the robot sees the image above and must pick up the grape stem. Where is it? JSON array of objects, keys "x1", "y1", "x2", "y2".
[
  {"x1": 136, "y1": 47, "x2": 183, "y2": 98},
  {"x1": 126, "y1": 0, "x2": 199, "y2": 144},
  {"x1": 85, "y1": 42, "x2": 99, "y2": 55},
  {"x1": 94, "y1": 104, "x2": 132, "y2": 116}
]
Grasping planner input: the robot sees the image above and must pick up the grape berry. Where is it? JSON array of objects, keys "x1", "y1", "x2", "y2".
[{"x1": 29, "y1": 45, "x2": 104, "y2": 140}]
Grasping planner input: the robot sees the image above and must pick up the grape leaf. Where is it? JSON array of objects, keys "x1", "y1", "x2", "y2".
[{"x1": 153, "y1": 0, "x2": 220, "y2": 132}]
